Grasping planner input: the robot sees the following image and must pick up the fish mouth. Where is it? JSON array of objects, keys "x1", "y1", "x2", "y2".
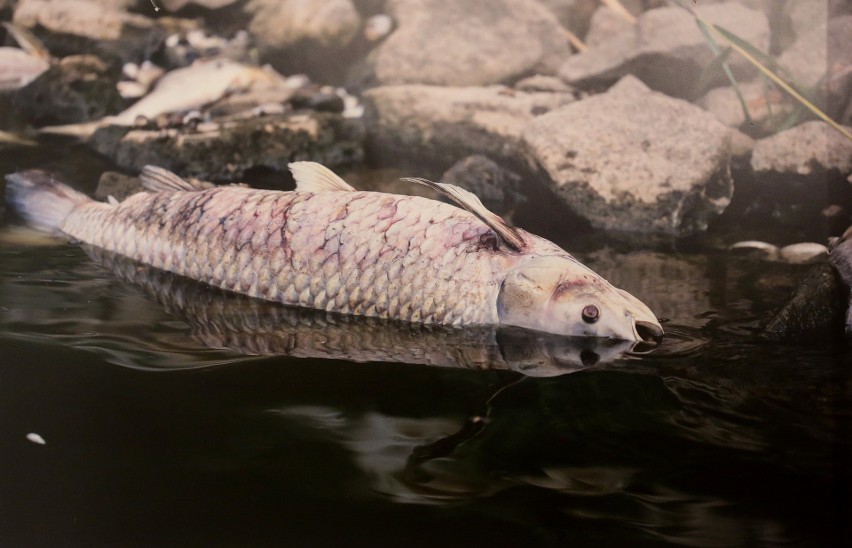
[{"x1": 630, "y1": 319, "x2": 664, "y2": 352}]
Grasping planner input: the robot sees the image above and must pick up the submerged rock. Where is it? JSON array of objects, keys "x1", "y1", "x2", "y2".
[
  {"x1": 363, "y1": 84, "x2": 575, "y2": 169},
  {"x1": 350, "y1": 0, "x2": 571, "y2": 88},
  {"x1": 88, "y1": 111, "x2": 363, "y2": 181},
  {"x1": 558, "y1": 2, "x2": 769, "y2": 98},
  {"x1": 522, "y1": 75, "x2": 733, "y2": 236}
]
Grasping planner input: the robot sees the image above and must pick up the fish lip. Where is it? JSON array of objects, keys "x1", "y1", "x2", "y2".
[{"x1": 631, "y1": 319, "x2": 664, "y2": 350}]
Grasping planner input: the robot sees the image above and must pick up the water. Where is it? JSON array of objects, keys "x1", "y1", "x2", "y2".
[{"x1": 1, "y1": 147, "x2": 851, "y2": 546}]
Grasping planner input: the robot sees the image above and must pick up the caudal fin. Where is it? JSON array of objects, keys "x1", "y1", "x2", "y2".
[{"x1": 5, "y1": 170, "x2": 90, "y2": 234}]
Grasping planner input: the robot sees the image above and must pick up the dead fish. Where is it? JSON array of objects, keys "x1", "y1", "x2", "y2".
[
  {"x1": 83, "y1": 246, "x2": 637, "y2": 376},
  {"x1": 0, "y1": 23, "x2": 50, "y2": 91},
  {"x1": 40, "y1": 59, "x2": 286, "y2": 136},
  {"x1": 4, "y1": 163, "x2": 663, "y2": 343}
]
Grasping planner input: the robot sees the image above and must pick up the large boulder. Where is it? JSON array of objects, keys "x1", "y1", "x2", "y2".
[
  {"x1": 350, "y1": 0, "x2": 571, "y2": 88},
  {"x1": 362, "y1": 84, "x2": 575, "y2": 169},
  {"x1": 522, "y1": 75, "x2": 733, "y2": 236},
  {"x1": 559, "y1": 1, "x2": 770, "y2": 98}
]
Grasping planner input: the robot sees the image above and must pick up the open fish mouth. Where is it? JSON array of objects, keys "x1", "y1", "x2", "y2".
[{"x1": 630, "y1": 319, "x2": 665, "y2": 352}]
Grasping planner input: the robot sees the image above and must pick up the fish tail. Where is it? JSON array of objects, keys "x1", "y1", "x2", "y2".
[{"x1": 5, "y1": 170, "x2": 91, "y2": 234}]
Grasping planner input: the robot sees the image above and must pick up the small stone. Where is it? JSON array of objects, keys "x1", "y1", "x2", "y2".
[
  {"x1": 779, "y1": 242, "x2": 829, "y2": 264},
  {"x1": 729, "y1": 240, "x2": 780, "y2": 260}
]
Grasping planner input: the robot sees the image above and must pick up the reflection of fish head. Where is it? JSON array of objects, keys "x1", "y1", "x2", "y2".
[{"x1": 497, "y1": 256, "x2": 663, "y2": 343}]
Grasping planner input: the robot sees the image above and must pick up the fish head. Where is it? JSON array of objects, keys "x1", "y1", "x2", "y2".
[{"x1": 497, "y1": 256, "x2": 663, "y2": 343}]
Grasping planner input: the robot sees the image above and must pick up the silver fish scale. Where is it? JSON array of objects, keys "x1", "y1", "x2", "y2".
[{"x1": 58, "y1": 186, "x2": 567, "y2": 325}]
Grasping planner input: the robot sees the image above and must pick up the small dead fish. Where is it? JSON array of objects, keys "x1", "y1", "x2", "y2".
[
  {"x1": 5, "y1": 163, "x2": 663, "y2": 343},
  {"x1": 40, "y1": 60, "x2": 287, "y2": 136}
]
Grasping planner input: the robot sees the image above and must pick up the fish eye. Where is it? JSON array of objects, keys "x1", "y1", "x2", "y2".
[{"x1": 581, "y1": 304, "x2": 599, "y2": 323}]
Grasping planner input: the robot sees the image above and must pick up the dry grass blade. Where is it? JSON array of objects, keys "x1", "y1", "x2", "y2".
[{"x1": 601, "y1": 0, "x2": 637, "y2": 25}]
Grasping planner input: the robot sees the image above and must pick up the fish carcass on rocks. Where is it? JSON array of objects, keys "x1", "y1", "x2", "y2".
[{"x1": 4, "y1": 163, "x2": 664, "y2": 343}]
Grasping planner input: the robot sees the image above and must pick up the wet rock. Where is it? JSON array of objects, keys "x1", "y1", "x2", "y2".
[
  {"x1": 762, "y1": 262, "x2": 847, "y2": 344},
  {"x1": 350, "y1": 0, "x2": 570, "y2": 88},
  {"x1": 829, "y1": 228, "x2": 852, "y2": 338},
  {"x1": 439, "y1": 155, "x2": 526, "y2": 218},
  {"x1": 13, "y1": 55, "x2": 123, "y2": 126},
  {"x1": 559, "y1": 2, "x2": 769, "y2": 98},
  {"x1": 779, "y1": 243, "x2": 829, "y2": 264},
  {"x1": 729, "y1": 240, "x2": 779, "y2": 261},
  {"x1": 751, "y1": 121, "x2": 852, "y2": 177},
  {"x1": 363, "y1": 84, "x2": 575, "y2": 169},
  {"x1": 13, "y1": 0, "x2": 170, "y2": 64},
  {"x1": 88, "y1": 111, "x2": 364, "y2": 182},
  {"x1": 246, "y1": 0, "x2": 361, "y2": 81},
  {"x1": 522, "y1": 76, "x2": 733, "y2": 236},
  {"x1": 94, "y1": 171, "x2": 142, "y2": 202}
]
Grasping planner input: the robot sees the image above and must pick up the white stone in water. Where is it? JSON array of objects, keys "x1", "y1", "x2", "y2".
[
  {"x1": 729, "y1": 240, "x2": 780, "y2": 260},
  {"x1": 26, "y1": 433, "x2": 46, "y2": 445},
  {"x1": 779, "y1": 243, "x2": 828, "y2": 264},
  {"x1": 364, "y1": 14, "x2": 393, "y2": 42}
]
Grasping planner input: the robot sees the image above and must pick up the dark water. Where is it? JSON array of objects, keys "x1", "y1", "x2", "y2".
[{"x1": 1, "y1": 147, "x2": 851, "y2": 547}]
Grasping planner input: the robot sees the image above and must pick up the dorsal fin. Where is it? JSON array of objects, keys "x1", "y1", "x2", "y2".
[
  {"x1": 289, "y1": 161, "x2": 356, "y2": 192},
  {"x1": 140, "y1": 165, "x2": 210, "y2": 192},
  {"x1": 401, "y1": 177, "x2": 525, "y2": 252}
]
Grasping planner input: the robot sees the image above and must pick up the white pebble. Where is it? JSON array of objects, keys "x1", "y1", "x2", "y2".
[
  {"x1": 26, "y1": 433, "x2": 46, "y2": 445},
  {"x1": 779, "y1": 242, "x2": 828, "y2": 264},
  {"x1": 729, "y1": 240, "x2": 780, "y2": 260}
]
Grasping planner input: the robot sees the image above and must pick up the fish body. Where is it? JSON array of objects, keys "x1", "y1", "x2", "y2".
[{"x1": 5, "y1": 163, "x2": 663, "y2": 342}]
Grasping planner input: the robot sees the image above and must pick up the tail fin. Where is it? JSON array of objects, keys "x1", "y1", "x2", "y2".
[{"x1": 5, "y1": 170, "x2": 90, "y2": 234}]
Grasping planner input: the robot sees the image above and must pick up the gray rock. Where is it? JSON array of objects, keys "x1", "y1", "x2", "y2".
[
  {"x1": 351, "y1": 0, "x2": 571, "y2": 88},
  {"x1": 559, "y1": 2, "x2": 770, "y2": 98},
  {"x1": 829, "y1": 230, "x2": 852, "y2": 339},
  {"x1": 362, "y1": 84, "x2": 576, "y2": 169},
  {"x1": 522, "y1": 75, "x2": 733, "y2": 236},
  {"x1": 12, "y1": 0, "x2": 171, "y2": 64},
  {"x1": 88, "y1": 112, "x2": 364, "y2": 182},
  {"x1": 751, "y1": 121, "x2": 852, "y2": 176},
  {"x1": 514, "y1": 75, "x2": 575, "y2": 94},
  {"x1": 536, "y1": 0, "x2": 599, "y2": 37},
  {"x1": 439, "y1": 155, "x2": 525, "y2": 218},
  {"x1": 762, "y1": 262, "x2": 847, "y2": 344},
  {"x1": 247, "y1": 0, "x2": 361, "y2": 50},
  {"x1": 13, "y1": 55, "x2": 124, "y2": 126}
]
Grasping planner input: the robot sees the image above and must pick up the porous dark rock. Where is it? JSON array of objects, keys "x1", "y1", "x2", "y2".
[
  {"x1": 762, "y1": 262, "x2": 848, "y2": 344},
  {"x1": 350, "y1": 0, "x2": 571, "y2": 88},
  {"x1": 88, "y1": 112, "x2": 364, "y2": 182},
  {"x1": 363, "y1": 84, "x2": 575, "y2": 169},
  {"x1": 13, "y1": 55, "x2": 124, "y2": 126},
  {"x1": 522, "y1": 75, "x2": 733, "y2": 236},
  {"x1": 559, "y1": 2, "x2": 769, "y2": 98}
]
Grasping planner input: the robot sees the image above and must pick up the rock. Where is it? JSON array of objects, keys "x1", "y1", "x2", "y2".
[
  {"x1": 779, "y1": 242, "x2": 829, "y2": 264},
  {"x1": 829, "y1": 228, "x2": 852, "y2": 339},
  {"x1": 13, "y1": 0, "x2": 170, "y2": 64},
  {"x1": 350, "y1": 0, "x2": 571, "y2": 88},
  {"x1": 363, "y1": 84, "x2": 575, "y2": 169},
  {"x1": 94, "y1": 171, "x2": 142, "y2": 202},
  {"x1": 762, "y1": 262, "x2": 847, "y2": 343},
  {"x1": 559, "y1": 2, "x2": 770, "y2": 98},
  {"x1": 13, "y1": 55, "x2": 124, "y2": 126},
  {"x1": 88, "y1": 111, "x2": 364, "y2": 182},
  {"x1": 697, "y1": 81, "x2": 793, "y2": 130},
  {"x1": 246, "y1": 0, "x2": 361, "y2": 82},
  {"x1": 514, "y1": 75, "x2": 576, "y2": 94},
  {"x1": 536, "y1": 0, "x2": 599, "y2": 37},
  {"x1": 159, "y1": 0, "x2": 240, "y2": 10},
  {"x1": 522, "y1": 75, "x2": 733, "y2": 236},
  {"x1": 439, "y1": 155, "x2": 526, "y2": 218},
  {"x1": 584, "y1": 5, "x2": 633, "y2": 49},
  {"x1": 751, "y1": 121, "x2": 852, "y2": 176},
  {"x1": 729, "y1": 240, "x2": 780, "y2": 260}
]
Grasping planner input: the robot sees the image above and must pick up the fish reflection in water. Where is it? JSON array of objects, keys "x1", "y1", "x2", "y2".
[{"x1": 84, "y1": 246, "x2": 636, "y2": 376}]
